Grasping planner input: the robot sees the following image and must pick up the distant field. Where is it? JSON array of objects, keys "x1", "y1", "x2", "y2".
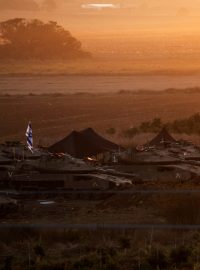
[
  {"x1": 1, "y1": 58, "x2": 200, "y2": 76},
  {"x1": 1, "y1": 92, "x2": 200, "y2": 146},
  {"x1": 3, "y1": 75, "x2": 200, "y2": 95}
]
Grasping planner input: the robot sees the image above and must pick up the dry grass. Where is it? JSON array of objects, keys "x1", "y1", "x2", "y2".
[{"x1": 0, "y1": 227, "x2": 199, "y2": 270}]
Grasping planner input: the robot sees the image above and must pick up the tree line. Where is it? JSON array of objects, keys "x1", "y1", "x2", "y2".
[
  {"x1": 0, "y1": 18, "x2": 91, "y2": 60},
  {"x1": 106, "y1": 113, "x2": 200, "y2": 138}
]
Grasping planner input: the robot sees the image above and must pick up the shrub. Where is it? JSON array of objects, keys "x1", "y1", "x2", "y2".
[
  {"x1": 106, "y1": 127, "x2": 116, "y2": 135},
  {"x1": 122, "y1": 127, "x2": 139, "y2": 139},
  {"x1": 170, "y1": 246, "x2": 191, "y2": 267},
  {"x1": 34, "y1": 244, "x2": 45, "y2": 258},
  {"x1": 119, "y1": 237, "x2": 131, "y2": 249},
  {"x1": 147, "y1": 248, "x2": 169, "y2": 269}
]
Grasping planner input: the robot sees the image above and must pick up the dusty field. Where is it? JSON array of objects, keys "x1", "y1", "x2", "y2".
[
  {"x1": 1, "y1": 92, "x2": 200, "y2": 145},
  {"x1": 3, "y1": 75, "x2": 200, "y2": 95},
  {"x1": 0, "y1": 58, "x2": 200, "y2": 76}
]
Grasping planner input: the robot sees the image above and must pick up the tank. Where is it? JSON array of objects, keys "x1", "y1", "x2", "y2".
[{"x1": 25, "y1": 153, "x2": 96, "y2": 174}]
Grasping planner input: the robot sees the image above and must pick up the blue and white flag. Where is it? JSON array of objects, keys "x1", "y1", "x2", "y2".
[{"x1": 26, "y1": 121, "x2": 33, "y2": 153}]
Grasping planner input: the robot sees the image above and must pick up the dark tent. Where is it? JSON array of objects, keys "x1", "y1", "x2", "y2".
[
  {"x1": 49, "y1": 130, "x2": 119, "y2": 159},
  {"x1": 148, "y1": 127, "x2": 176, "y2": 146},
  {"x1": 80, "y1": 128, "x2": 120, "y2": 152}
]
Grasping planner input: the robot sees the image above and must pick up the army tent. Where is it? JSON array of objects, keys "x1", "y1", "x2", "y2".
[
  {"x1": 148, "y1": 127, "x2": 176, "y2": 146},
  {"x1": 49, "y1": 129, "x2": 119, "y2": 158},
  {"x1": 81, "y1": 128, "x2": 120, "y2": 152}
]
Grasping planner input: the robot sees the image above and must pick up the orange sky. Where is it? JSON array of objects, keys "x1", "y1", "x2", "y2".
[
  {"x1": 1, "y1": 0, "x2": 200, "y2": 66},
  {"x1": 2, "y1": 0, "x2": 200, "y2": 58},
  {"x1": 1, "y1": 0, "x2": 200, "y2": 36}
]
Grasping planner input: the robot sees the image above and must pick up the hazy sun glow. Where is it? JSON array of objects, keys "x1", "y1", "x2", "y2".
[
  {"x1": 1, "y1": 0, "x2": 200, "y2": 35},
  {"x1": 81, "y1": 3, "x2": 120, "y2": 9},
  {"x1": 1, "y1": 0, "x2": 200, "y2": 55}
]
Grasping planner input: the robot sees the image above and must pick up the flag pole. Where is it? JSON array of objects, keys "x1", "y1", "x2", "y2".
[{"x1": 26, "y1": 121, "x2": 34, "y2": 153}]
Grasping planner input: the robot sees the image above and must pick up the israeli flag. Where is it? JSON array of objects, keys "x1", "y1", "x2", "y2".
[{"x1": 26, "y1": 121, "x2": 33, "y2": 153}]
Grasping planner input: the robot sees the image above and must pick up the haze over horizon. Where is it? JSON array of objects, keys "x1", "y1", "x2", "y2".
[
  {"x1": 1, "y1": 0, "x2": 200, "y2": 36},
  {"x1": 1, "y1": 0, "x2": 200, "y2": 70}
]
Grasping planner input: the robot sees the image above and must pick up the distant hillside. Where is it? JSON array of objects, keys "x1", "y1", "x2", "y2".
[{"x1": 0, "y1": 18, "x2": 91, "y2": 60}]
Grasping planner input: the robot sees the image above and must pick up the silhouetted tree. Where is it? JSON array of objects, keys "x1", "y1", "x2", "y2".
[
  {"x1": 150, "y1": 117, "x2": 163, "y2": 132},
  {"x1": 106, "y1": 127, "x2": 116, "y2": 135},
  {"x1": 0, "y1": 18, "x2": 91, "y2": 59},
  {"x1": 122, "y1": 127, "x2": 139, "y2": 139},
  {"x1": 139, "y1": 121, "x2": 151, "y2": 132}
]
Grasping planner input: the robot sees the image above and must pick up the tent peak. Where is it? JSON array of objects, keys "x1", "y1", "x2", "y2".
[{"x1": 148, "y1": 127, "x2": 176, "y2": 146}]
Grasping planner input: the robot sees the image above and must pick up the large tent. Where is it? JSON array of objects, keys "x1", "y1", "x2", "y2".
[
  {"x1": 148, "y1": 127, "x2": 176, "y2": 146},
  {"x1": 81, "y1": 128, "x2": 119, "y2": 152},
  {"x1": 49, "y1": 129, "x2": 119, "y2": 158}
]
